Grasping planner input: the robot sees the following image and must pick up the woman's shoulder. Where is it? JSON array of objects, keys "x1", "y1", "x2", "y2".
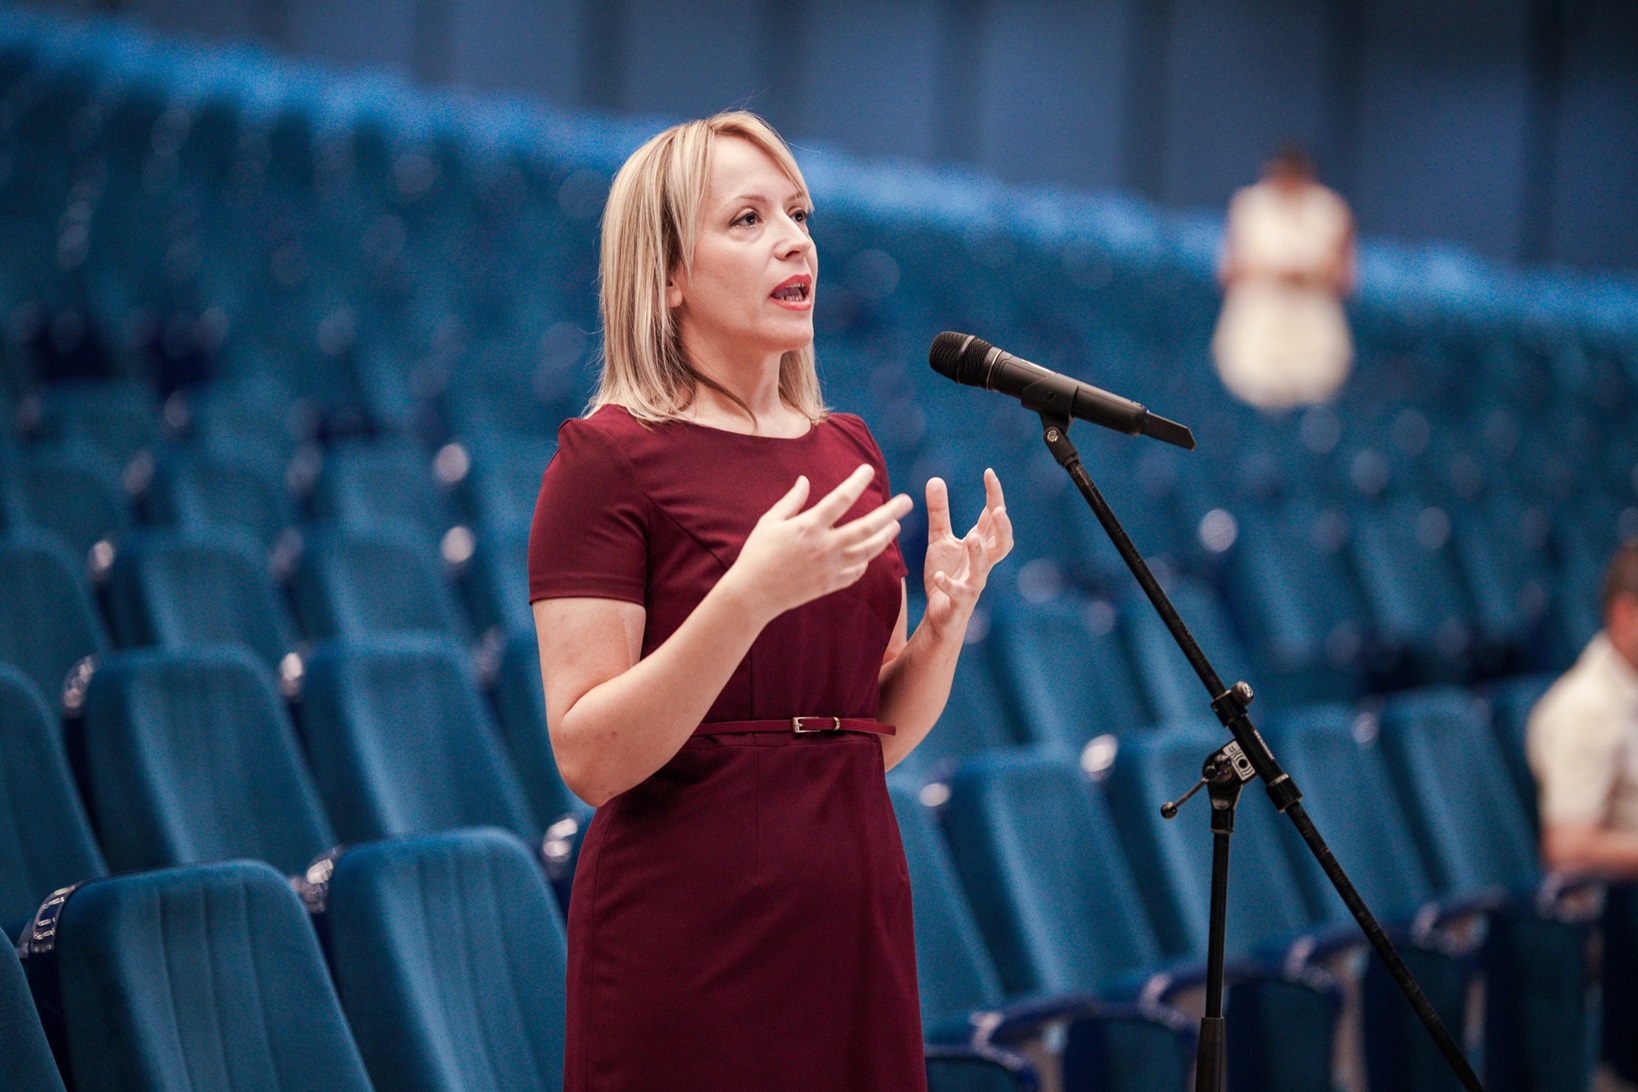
[{"x1": 818, "y1": 411, "x2": 888, "y2": 464}]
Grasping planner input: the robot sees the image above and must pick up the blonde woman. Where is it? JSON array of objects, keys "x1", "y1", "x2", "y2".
[{"x1": 528, "y1": 112, "x2": 1011, "y2": 1088}]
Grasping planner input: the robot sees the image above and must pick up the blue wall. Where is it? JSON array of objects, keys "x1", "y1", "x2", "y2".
[{"x1": 20, "y1": 0, "x2": 1638, "y2": 270}]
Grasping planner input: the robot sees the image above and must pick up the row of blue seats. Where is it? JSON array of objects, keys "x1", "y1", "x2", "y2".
[{"x1": 0, "y1": 630, "x2": 1591, "y2": 1090}]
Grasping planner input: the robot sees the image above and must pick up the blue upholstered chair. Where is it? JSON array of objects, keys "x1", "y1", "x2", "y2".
[
  {"x1": 0, "y1": 529, "x2": 108, "y2": 704},
  {"x1": 314, "y1": 827, "x2": 568, "y2": 1092},
  {"x1": 80, "y1": 646, "x2": 335, "y2": 875},
  {"x1": 0, "y1": 665, "x2": 105, "y2": 939},
  {"x1": 21, "y1": 859, "x2": 373, "y2": 1092},
  {"x1": 103, "y1": 529, "x2": 298, "y2": 669},
  {"x1": 890, "y1": 780, "x2": 1180, "y2": 1092},
  {"x1": 0, "y1": 935, "x2": 65, "y2": 1091},
  {"x1": 491, "y1": 629, "x2": 581, "y2": 825},
  {"x1": 291, "y1": 525, "x2": 470, "y2": 642},
  {"x1": 299, "y1": 634, "x2": 539, "y2": 845}
]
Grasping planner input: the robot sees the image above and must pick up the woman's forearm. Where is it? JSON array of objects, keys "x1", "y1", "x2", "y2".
[
  {"x1": 876, "y1": 617, "x2": 968, "y2": 770},
  {"x1": 548, "y1": 577, "x2": 771, "y2": 806}
]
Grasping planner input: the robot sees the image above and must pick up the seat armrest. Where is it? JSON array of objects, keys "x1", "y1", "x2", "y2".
[{"x1": 924, "y1": 1042, "x2": 1040, "y2": 1091}]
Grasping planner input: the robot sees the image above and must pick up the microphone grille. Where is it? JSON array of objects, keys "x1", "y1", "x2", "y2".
[{"x1": 929, "y1": 332, "x2": 987, "y2": 382}]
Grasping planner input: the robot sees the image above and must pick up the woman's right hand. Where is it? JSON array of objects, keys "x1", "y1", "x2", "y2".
[{"x1": 724, "y1": 463, "x2": 913, "y2": 622}]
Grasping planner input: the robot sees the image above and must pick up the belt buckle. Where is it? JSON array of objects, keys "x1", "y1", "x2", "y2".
[{"x1": 792, "y1": 716, "x2": 842, "y2": 734}]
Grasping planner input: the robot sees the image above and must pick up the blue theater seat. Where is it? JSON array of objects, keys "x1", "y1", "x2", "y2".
[
  {"x1": 27, "y1": 379, "x2": 159, "y2": 469},
  {"x1": 989, "y1": 596, "x2": 1151, "y2": 751},
  {"x1": 1483, "y1": 673, "x2": 1556, "y2": 830},
  {"x1": 894, "y1": 620, "x2": 1023, "y2": 785},
  {"x1": 299, "y1": 634, "x2": 539, "y2": 844},
  {"x1": 889, "y1": 780, "x2": 1182, "y2": 1092},
  {"x1": 0, "y1": 939, "x2": 64, "y2": 1091},
  {"x1": 172, "y1": 377, "x2": 307, "y2": 467},
  {"x1": 1118, "y1": 581, "x2": 1258, "y2": 723},
  {"x1": 23, "y1": 859, "x2": 372, "y2": 1092},
  {"x1": 3, "y1": 444, "x2": 131, "y2": 562},
  {"x1": 103, "y1": 529, "x2": 298, "y2": 669},
  {"x1": 1377, "y1": 687, "x2": 1594, "y2": 1092},
  {"x1": 313, "y1": 440, "x2": 457, "y2": 542},
  {"x1": 80, "y1": 646, "x2": 335, "y2": 875},
  {"x1": 462, "y1": 521, "x2": 533, "y2": 637},
  {"x1": 0, "y1": 665, "x2": 106, "y2": 940},
  {"x1": 459, "y1": 434, "x2": 557, "y2": 533},
  {"x1": 1102, "y1": 721, "x2": 1339, "y2": 1091},
  {"x1": 291, "y1": 525, "x2": 470, "y2": 642},
  {"x1": 1347, "y1": 498, "x2": 1474, "y2": 682},
  {"x1": 315, "y1": 827, "x2": 568, "y2": 1092},
  {"x1": 491, "y1": 629, "x2": 580, "y2": 823},
  {"x1": 0, "y1": 529, "x2": 108, "y2": 703},
  {"x1": 147, "y1": 442, "x2": 299, "y2": 548}
]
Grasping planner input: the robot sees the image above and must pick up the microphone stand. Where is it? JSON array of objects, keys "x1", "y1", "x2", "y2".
[{"x1": 1034, "y1": 409, "x2": 1483, "y2": 1092}]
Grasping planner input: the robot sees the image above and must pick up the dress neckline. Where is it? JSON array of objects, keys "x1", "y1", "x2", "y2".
[{"x1": 669, "y1": 415, "x2": 822, "y2": 442}]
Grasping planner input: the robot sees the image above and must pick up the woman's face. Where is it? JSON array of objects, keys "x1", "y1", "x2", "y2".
[{"x1": 668, "y1": 135, "x2": 816, "y2": 365}]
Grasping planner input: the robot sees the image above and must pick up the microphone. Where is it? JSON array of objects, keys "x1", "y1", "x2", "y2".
[{"x1": 929, "y1": 332, "x2": 1195, "y2": 450}]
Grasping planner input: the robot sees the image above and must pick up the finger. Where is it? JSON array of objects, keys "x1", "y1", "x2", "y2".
[
  {"x1": 807, "y1": 464, "x2": 876, "y2": 527},
  {"x1": 925, "y1": 476, "x2": 954, "y2": 539},
  {"x1": 842, "y1": 517, "x2": 903, "y2": 562},
  {"x1": 762, "y1": 475, "x2": 811, "y2": 521},
  {"x1": 983, "y1": 467, "x2": 1006, "y2": 513},
  {"x1": 991, "y1": 505, "x2": 1015, "y2": 557},
  {"x1": 834, "y1": 493, "x2": 913, "y2": 542},
  {"x1": 964, "y1": 529, "x2": 988, "y2": 578}
]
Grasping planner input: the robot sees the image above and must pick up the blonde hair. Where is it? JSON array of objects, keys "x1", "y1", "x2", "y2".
[{"x1": 590, "y1": 111, "x2": 826, "y2": 426}]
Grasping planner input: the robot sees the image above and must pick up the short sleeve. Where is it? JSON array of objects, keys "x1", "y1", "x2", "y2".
[
  {"x1": 1527, "y1": 678, "x2": 1623, "y2": 826},
  {"x1": 528, "y1": 418, "x2": 649, "y2": 605}
]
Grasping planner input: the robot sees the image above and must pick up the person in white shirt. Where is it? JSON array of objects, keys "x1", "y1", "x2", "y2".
[
  {"x1": 1528, "y1": 542, "x2": 1638, "y2": 874},
  {"x1": 1212, "y1": 143, "x2": 1356, "y2": 410}
]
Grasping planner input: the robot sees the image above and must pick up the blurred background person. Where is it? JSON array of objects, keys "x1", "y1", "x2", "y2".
[{"x1": 1211, "y1": 142, "x2": 1357, "y2": 410}]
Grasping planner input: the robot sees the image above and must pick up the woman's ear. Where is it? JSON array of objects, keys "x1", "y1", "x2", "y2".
[{"x1": 666, "y1": 266, "x2": 685, "y2": 311}]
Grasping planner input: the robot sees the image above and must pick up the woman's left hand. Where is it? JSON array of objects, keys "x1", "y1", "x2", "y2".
[{"x1": 922, "y1": 468, "x2": 1013, "y2": 639}]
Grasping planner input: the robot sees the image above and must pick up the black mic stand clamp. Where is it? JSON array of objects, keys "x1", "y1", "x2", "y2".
[{"x1": 1032, "y1": 410, "x2": 1484, "y2": 1092}]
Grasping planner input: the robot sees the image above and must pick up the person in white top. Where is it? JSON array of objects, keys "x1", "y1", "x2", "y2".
[
  {"x1": 1212, "y1": 143, "x2": 1356, "y2": 410},
  {"x1": 1528, "y1": 542, "x2": 1638, "y2": 874}
]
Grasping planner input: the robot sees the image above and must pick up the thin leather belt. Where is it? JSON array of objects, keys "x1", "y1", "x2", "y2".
[{"x1": 694, "y1": 717, "x2": 896, "y2": 738}]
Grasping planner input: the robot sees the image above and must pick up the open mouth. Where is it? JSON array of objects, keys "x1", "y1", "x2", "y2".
[{"x1": 770, "y1": 277, "x2": 811, "y2": 304}]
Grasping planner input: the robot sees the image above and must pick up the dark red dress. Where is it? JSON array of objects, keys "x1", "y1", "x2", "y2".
[{"x1": 528, "y1": 405, "x2": 925, "y2": 1092}]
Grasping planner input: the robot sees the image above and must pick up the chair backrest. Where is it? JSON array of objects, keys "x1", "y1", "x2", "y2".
[
  {"x1": 1119, "y1": 581, "x2": 1257, "y2": 724},
  {"x1": 104, "y1": 529, "x2": 296, "y2": 668},
  {"x1": 292, "y1": 526, "x2": 469, "y2": 642},
  {"x1": 148, "y1": 442, "x2": 298, "y2": 548},
  {"x1": 321, "y1": 827, "x2": 568, "y2": 1092},
  {"x1": 463, "y1": 522, "x2": 533, "y2": 638},
  {"x1": 1347, "y1": 498, "x2": 1472, "y2": 659},
  {"x1": 491, "y1": 630, "x2": 579, "y2": 824},
  {"x1": 81, "y1": 646, "x2": 335, "y2": 875},
  {"x1": 0, "y1": 665, "x2": 105, "y2": 938},
  {"x1": 990, "y1": 596, "x2": 1151, "y2": 751},
  {"x1": 313, "y1": 440, "x2": 454, "y2": 542},
  {"x1": 1482, "y1": 672, "x2": 1556, "y2": 830},
  {"x1": 0, "y1": 931, "x2": 65, "y2": 1091},
  {"x1": 30, "y1": 379, "x2": 159, "y2": 469},
  {"x1": 941, "y1": 750, "x2": 1162, "y2": 997},
  {"x1": 461, "y1": 435, "x2": 557, "y2": 535},
  {"x1": 300, "y1": 634, "x2": 539, "y2": 844},
  {"x1": 895, "y1": 617, "x2": 1022, "y2": 785},
  {"x1": 36, "y1": 859, "x2": 373, "y2": 1092},
  {"x1": 1260, "y1": 703, "x2": 1438, "y2": 927},
  {"x1": 1376, "y1": 686, "x2": 1540, "y2": 897},
  {"x1": 5, "y1": 444, "x2": 130, "y2": 561},
  {"x1": 0, "y1": 529, "x2": 108, "y2": 703},
  {"x1": 1102, "y1": 720, "x2": 1316, "y2": 963},
  {"x1": 886, "y1": 780, "x2": 1006, "y2": 1033}
]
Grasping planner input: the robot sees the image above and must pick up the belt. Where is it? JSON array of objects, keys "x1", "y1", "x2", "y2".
[{"x1": 693, "y1": 717, "x2": 896, "y2": 738}]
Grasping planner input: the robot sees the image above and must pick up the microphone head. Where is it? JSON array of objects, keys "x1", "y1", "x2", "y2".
[{"x1": 929, "y1": 332, "x2": 990, "y2": 384}]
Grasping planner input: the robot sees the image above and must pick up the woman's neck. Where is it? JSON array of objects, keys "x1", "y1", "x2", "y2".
[{"x1": 680, "y1": 340, "x2": 807, "y2": 436}]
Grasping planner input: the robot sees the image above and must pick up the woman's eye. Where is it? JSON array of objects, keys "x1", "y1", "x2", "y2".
[
  {"x1": 792, "y1": 208, "x2": 810, "y2": 224},
  {"x1": 734, "y1": 211, "x2": 759, "y2": 227}
]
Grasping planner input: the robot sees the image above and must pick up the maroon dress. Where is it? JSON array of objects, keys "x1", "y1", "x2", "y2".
[{"x1": 528, "y1": 404, "x2": 925, "y2": 1092}]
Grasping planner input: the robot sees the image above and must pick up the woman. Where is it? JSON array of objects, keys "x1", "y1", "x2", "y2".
[
  {"x1": 1212, "y1": 142, "x2": 1356, "y2": 410},
  {"x1": 528, "y1": 112, "x2": 1012, "y2": 1090}
]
